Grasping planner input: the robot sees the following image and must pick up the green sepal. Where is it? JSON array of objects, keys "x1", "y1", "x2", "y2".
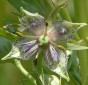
[{"x1": 67, "y1": 43, "x2": 88, "y2": 50}]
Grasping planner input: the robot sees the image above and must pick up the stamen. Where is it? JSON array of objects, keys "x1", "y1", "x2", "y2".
[
  {"x1": 50, "y1": 41, "x2": 66, "y2": 51},
  {"x1": 44, "y1": 21, "x2": 48, "y2": 36}
]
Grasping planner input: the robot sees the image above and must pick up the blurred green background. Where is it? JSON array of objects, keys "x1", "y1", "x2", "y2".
[{"x1": 0, "y1": 1, "x2": 30, "y2": 85}]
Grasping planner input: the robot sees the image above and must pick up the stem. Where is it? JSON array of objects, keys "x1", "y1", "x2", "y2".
[
  {"x1": 14, "y1": 59, "x2": 36, "y2": 85},
  {"x1": 36, "y1": 49, "x2": 45, "y2": 85},
  {"x1": 36, "y1": 49, "x2": 43, "y2": 73}
]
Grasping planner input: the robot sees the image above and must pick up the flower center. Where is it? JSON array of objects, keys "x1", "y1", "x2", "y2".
[{"x1": 39, "y1": 35, "x2": 49, "y2": 45}]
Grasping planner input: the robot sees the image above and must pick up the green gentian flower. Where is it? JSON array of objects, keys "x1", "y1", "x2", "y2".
[{"x1": 2, "y1": 7, "x2": 86, "y2": 81}]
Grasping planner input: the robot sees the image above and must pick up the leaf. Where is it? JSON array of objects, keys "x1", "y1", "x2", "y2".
[
  {"x1": 3, "y1": 19, "x2": 19, "y2": 33},
  {"x1": 7, "y1": 0, "x2": 53, "y2": 18},
  {"x1": 0, "y1": 27, "x2": 18, "y2": 41},
  {"x1": 68, "y1": 51, "x2": 82, "y2": 85},
  {"x1": 67, "y1": 43, "x2": 88, "y2": 50},
  {"x1": 0, "y1": 37, "x2": 12, "y2": 59},
  {"x1": 47, "y1": 0, "x2": 68, "y2": 21}
]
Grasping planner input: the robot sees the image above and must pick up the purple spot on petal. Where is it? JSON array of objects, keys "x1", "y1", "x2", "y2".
[
  {"x1": 58, "y1": 27, "x2": 67, "y2": 35},
  {"x1": 21, "y1": 40, "x2": 36, "y2": 53},
  {"x1": 22, "y1": 44, "x2": 30, "y2": 52},
  {"x1": 50, "y1": 45, "x2": 59, "y2": 61},
  {"x1": 30, "y1": 19, "x2": 39, "y2": 28}
]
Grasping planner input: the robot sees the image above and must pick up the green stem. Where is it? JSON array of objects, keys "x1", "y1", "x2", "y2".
[
  {"x1": 14, "y1": 59, "x2": 36, "y2": 85},
  {"x1": 36, "y1": 50, "x2": 45, "y2": 85},
  {"x1": 36, "y1": 49, "x2": 43, "y2": 72},
  {"x1": 14, "y1": 59, "x2": 43, "y2": 85}
]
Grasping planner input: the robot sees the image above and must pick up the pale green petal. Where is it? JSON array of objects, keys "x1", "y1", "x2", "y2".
[
  {"x1": 44, "y1": 44, "x2": 69, "y2": 81},
  {"x1": 1, "y1": 39, "x2": 39, "y2": 60},
  {"x1": 48, "y1": 20, "x2": 87, "y2": 41},
  {"x1": 14, "y1": 39, "x2": 39, "y2": 60},
  {"x1": 67, "y1": 43, "x2": 88, "y2": 50},
  {"x1": 19, "y1": 7, "x2": 46, "y2": 36}
]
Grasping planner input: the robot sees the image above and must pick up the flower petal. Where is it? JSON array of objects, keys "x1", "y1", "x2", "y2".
[
  {"x1": 15, "y1": 38, "x2": 39, "y2": 60},
  {"x1": 44, "y1": 44, "x2": 69, "y2": 81},
  {"x1": 49, "y1": 44, "x2": 59, "y2": 62},
  {"x1": 19, "y1": 7, "x2": 46, "y2": 36},
  {"x1": 14, "y1": 36, "x2": 36, "y2": 46},
  {"x1": 47, "y1": 20, "x2": 87, "y2": 41},
  {"x1": 21, "y1": 44, "x2": 39, "y2": 60},
  {"x1": 1, "y1": 38, "x2": 39, "y2": 60}
]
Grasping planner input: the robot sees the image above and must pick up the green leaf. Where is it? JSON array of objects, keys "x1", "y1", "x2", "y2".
[
  {"x1": 0, "y1": 37, "x2": 11, "y2": 59},
  {"x1": 3, "y1": 19, "x2": 19, "y2": 33},
  {"x1": 47, "y1": 0, "x2": 68, "y2": 21},
  {"x1": 0, "y1": 27, "x2": 18, "y2": 41},
  {"x1": 7, "y1": 0, "x2": 53, "y2": 19},
  {"x1": 1, "y1": 45, "x2": 20, "y2": 60},
  {"x1": 67, "y1": 43, "x2": 88, "y2": 50},
  {"x1": 68, "y1": 51, "x2": 82, "y2": 85}
]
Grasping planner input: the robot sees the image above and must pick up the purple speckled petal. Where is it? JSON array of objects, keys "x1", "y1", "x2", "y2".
[
  {"x1": 19, "y1": 8, "x2": 46, "y2": 36},
  {"x1": 20, "y1": 40, "x2": 38, "y2": 60},
  {"x1": 21, "y1": 40, "x2": 36, "y2": 53},
  {"x1": 22, "y1": 44, "x2": 39, "y2": 60},
  {"x1": 49, "y1": 45, "x2": 59, "y2": 62},
  {"x1": 14, "y1": 39, "x2": 38, "y2": 60},
  {"x1": 44, "y1": 44, "x2": 69, "y2": 80},
  {"x1": 48, "y1": 20, "x2": 86, "y2": 42}
]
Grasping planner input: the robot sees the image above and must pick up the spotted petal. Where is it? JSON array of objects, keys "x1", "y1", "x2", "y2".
[
  {"x1": 2, "y1": 39, "x2": 39, "y2": 60},
  {"x1": 44, "y1": 44, "x2": 69, "y2": 81},
  {"x1": 19, "y1": 7, "x2": 46, "y2": 36},
  {"x1": 47, "y1": 20, "x2": 87, "y2": 42}
]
